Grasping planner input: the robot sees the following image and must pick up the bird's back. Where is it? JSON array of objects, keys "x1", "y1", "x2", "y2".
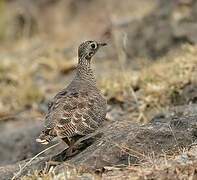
[
  {"x1": 39, "y1": 78, "x2": 106, "y2": 143},
  {"x1": 37, "y1": 40, "x2": 107, "y2": 144}
]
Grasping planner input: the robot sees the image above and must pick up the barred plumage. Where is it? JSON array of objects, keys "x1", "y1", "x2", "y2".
[{"x1": 36, "y1": 41, "x2": 107, "y2": 149}]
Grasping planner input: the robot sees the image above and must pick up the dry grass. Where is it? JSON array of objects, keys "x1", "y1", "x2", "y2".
[
  {"x1": 1, "y1": 1, "x2": 197, "y2": 179},
  {"x1": 1, "y1": 42, "x2": 197, "y2": 121},
  {"x1": 139, "y1": 44, "x2": 197, "y2": 107},
  {"x1": 4, "y1": 43, "x2": 196, "y2": 179},
  {"x1": 1, "y1": 31, "x2": 196, "y2": 180},
  {"x1": 21, "y1": 145, "x2": 197, "y2": 180},
  {"x1": 0, "y1": 57, "x2": 43, "y2": 116},
  {"x1": 99, "y1": 70, "x2": 138, "y2": 101},
  {"x1": 0, "y1": 41, "x2": 77, "y2": 118},
  {"x1": 96, "y1": 44, "x2": 197, "y2": 122}
]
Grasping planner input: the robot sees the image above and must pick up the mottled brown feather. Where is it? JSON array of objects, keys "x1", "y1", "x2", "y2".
[
  {"x1": 40, "y1": 86, "x2": 106, "y2": 140},
  {"x1": 37, "y1": 40, "x2": 107, "y2": 145}
]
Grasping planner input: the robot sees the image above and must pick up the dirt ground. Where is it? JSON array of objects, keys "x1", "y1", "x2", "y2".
[{"x1": 0, "y1": 0, "x2": 197, "y2": 179}]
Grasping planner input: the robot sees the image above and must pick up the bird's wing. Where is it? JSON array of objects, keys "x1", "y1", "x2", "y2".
[
  {"x1": 44, "y1": 88, "x2": 68, "y2": 130},
  {"x1": 45, "y1": 88, "x2": 100, "y2": 138}
]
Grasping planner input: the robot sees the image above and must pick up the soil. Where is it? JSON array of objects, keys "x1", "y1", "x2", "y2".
[
  {"x1": 0, "y1": 0, "x2": 197, "y2": 179},
  {"x1": 0, "y1": 104, "x2": 196, "y2": 179}
]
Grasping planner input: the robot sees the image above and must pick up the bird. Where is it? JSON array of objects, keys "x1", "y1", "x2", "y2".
[{"x1": 36, "y1": 40, "x2": 107, "y2": 155}]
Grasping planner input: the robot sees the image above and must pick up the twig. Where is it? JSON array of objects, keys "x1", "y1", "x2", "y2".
[
  {"x1": 112, "y1": 30, "x2": 147, "y2": 122},
  {"x1": 104, "y1": 137, "x2": 147, "y2": 160},
  {"x1": 11, "y1": 142, "x2": 60, "y2": 180},
  {"x1": 168, "y1": 124, "x2": 181, "y2": 153}
]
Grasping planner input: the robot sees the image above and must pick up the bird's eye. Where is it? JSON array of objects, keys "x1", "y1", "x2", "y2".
[{"x1": 90, "y1": 43, "x2": 97, "y2": 49}]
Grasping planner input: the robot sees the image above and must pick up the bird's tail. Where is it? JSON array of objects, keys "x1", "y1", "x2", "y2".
[{"x1": 36, "y1": 130, "x2": 54, "y2": 145}]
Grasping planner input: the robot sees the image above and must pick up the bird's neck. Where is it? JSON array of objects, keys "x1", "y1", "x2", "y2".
[{"x1": 76, "y1": 57, "x2": 96, "y2": 84}]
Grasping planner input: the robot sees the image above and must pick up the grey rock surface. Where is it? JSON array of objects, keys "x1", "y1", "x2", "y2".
[{"x1": 0, "y1": 104, "x2": 196, "y2": 179}]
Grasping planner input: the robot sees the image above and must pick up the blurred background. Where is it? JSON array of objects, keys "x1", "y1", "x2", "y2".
[
  {"x1": 0, "y1": 0, "x2": 197, "y2": 122},
  {"x1": 0, "y1": 0, "x2": 197, "y2": 174}
]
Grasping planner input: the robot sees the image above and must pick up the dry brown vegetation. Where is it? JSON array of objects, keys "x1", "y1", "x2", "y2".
[
  {"x1": 1, "y1": 43, "x2": 196, "y2": 122},
  {"x1": 0, "y1": 0, "x2": 197, "y2": 179}
]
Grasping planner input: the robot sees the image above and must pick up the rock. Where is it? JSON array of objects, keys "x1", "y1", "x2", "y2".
[
  {"x1": 0, "y1": 117, "x2": 64, "y2": 166},
  {"x1": 169, "y1": 82, "x2": 197, "y2": 106},
  {"x1": 116, "y1": 0, "x2": 197, "y2": 59},
  {"x1": 0, "y1": 118, "x2": 42, "y2": 166},
  {"x1": 0, "y1": 104, "x2": 196, "y2": 179},
  {"x1": 181, "y1": 83, "x2": 197, "y2": 104},
  {"x1": 68, "y1": 105, "x2": 197, "y2": 169}
]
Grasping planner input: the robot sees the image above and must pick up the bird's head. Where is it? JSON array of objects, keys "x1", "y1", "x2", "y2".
[{"x1": 78, "y1": 40, "x2": 107, "y2": 61}]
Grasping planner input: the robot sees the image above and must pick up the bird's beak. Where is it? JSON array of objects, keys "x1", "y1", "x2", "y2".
[{"x1": 98, "y1": 42, "x2": 107, "y2": 47}]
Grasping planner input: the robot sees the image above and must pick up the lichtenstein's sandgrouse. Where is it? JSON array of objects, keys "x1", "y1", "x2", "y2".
[{"x1": 36, "y1": 40, "x2": 107, "y2": 153}]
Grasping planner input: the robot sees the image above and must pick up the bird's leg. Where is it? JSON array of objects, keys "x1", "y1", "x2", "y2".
[
  {"x1": 62, "y1": 137, "x2": 71, "y2": 147},
  {"x1": 51, "y1": 135, "x2": 97, "y2": 163},
  {"x1": 51, "y1": 137, "x2": 81, "y2": 162},
  {"x1": 45, "y1": 138, "x2": 79, "y2": 172},
  {"x1": 62, "y1": 137, "x2": 80, "y2": 157},
  {"x1": 74, "y1": 130, "x2": 102, "y2": 146}
]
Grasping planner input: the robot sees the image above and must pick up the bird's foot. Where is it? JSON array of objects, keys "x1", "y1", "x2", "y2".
[
  {"x1": 66, "y1": 147, "x2": 80, "y2": 157},
  {"x1": 50, "y1": 139, "x2": 94, "y2": 163},
  {"x1": 51, "y1": 146, "x2": 80, "y2": 162}
]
